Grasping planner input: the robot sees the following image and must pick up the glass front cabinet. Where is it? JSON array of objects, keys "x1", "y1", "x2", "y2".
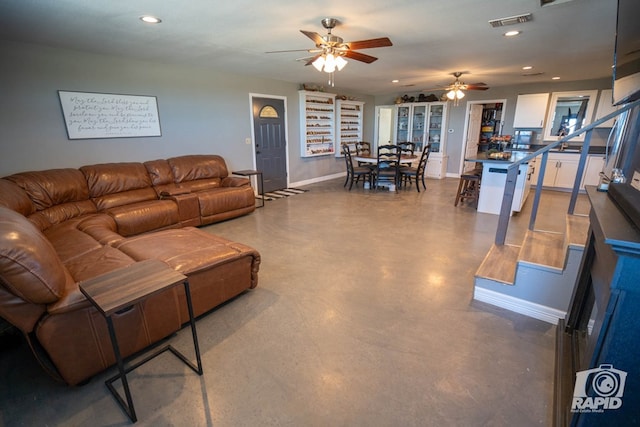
[
  {"x1": 394, "y1": 102, "x2": 448, "y2": 179},
  {"x1": 335, "y1": 99, "x2": 364, "y2": 157},
  {"x1": 299, "y1": 90, "x2": 336, "y2": 157}
]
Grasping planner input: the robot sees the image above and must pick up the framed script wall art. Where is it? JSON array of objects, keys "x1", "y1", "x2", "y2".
[{"x1": 58, "y1": 91, "x2": 162, "y2": 139}]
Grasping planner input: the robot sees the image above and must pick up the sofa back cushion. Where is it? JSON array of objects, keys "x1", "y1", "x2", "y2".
[
  {"x1": 0, "y1": 179, "x2": 34, "y2": 216},
  {"x1": 0, "y1": 206, "x2": 67, "y2": 304},
  {"x1": 144, "y1": 159, "x2": 174, "y2": 186},
  {"x1": 5, "y1": 169, "x2": 96, "y2": 230},
  {"x1": 80, "y1": 162, "x2": 158, "y2": 210},
  {"x1": 167, "y1": 155, "x2": 228, "y2": 191}
]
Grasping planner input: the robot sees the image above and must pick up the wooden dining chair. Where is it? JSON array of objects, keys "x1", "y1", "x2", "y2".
[
  {"x1": 355, "y1": 142, "x2": 374, "y2": 168},
  {"x1": 400, "y1": 144, "x2": 430, "y2": 192},
  {"x1": 343, "y1": 144, "x2": 372, "y2": 190},
  {"x1": 373, "y1": 144, "x2": 400, "y2": 191}
]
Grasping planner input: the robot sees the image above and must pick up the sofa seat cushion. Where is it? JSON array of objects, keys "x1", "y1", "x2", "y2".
[
  {"x1": 197, "y1": 186, "x2": 256, "y2": 217},
  {"x1": 106, "y1": 199, "x2": 180, "y2": 236},
  {"x1": 113, "y1": 227, "x2": 260, "y2": 319},
  {"x1": 48, "y1": 246, "x2": 136, "y2": 315},
  {"x1": 44, "y1": 220, "x2": 103, "y2": 264},
  {"x1": 114, "y1": 227, "x2": 248, "y2": 274}
]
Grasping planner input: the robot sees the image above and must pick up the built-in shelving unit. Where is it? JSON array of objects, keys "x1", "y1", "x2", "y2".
[
  {"x1": 336, "y1": 99, "x2": 364, "y2": 156},
  {"x1": 299, "y1": 90, "x2": 336, "y2": 157}
]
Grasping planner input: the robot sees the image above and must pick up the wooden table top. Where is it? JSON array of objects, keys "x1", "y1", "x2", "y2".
[
  {"x1": 354, "y1": 154, "x2": 418, "y2": 164},
  {"x1": 79, "y1": 259, "x2": 187, "y2": 317}
]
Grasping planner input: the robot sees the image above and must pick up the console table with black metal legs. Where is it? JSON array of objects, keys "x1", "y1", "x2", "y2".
[
  {"x1": 79, "y1": 259, "x2": 203, "y2": 423},
  {"x1": 232, "y1": 169, "x2": 265, "y2": 208}
]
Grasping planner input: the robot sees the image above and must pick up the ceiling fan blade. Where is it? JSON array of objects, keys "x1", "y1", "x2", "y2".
[
  {"x1": 265, "y1": 48, "x2": 316, "y2": 54},
  {"x1": 346, "y1": 37, "x2": 393, "y2": 50},
  {"x1": 344, "y1": 50, "x2": 378, "y2": 63},
  {"x1": 304, "y1": 54, "x2": 322, "y2": 66},
  {"x1": 466, "y1": 85, "x2": 490, "y2": 90},
  {"x1": 300, "y1": 30, "x2": 327, "y2": 46}
]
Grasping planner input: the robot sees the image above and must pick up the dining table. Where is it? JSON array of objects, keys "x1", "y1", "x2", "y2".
[
  {"x1": 353, "y1": 153, "x2": 418, "y2": 191},
  {"x1": 354, "y1": 154, "x2": 418, "y2": 164}
]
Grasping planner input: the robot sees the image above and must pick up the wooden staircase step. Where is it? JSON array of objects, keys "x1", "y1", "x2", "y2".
[
  {"x1": 566, "y1": 213, "x2": 590, "y2": 249},
  {"x1": 519, "y1": 229, "x2": 566, "y2": 271},
  {"x1": 475, "y1": 243, "x2": 521, "y2": 285}
]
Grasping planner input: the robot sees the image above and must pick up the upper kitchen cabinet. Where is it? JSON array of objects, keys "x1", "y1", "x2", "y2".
[
  {"x1": 594, "y1": 89, "x2": 620, "y2": 128},
  {"x1": 513, "y1": 93, "x2": 549, "y2": 128},
  {"x1": 543, "y1": 90, "x2": 598, "y2": 142}
]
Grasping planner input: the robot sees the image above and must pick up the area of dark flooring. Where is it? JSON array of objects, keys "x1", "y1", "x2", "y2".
[{"x1": 0, "y1": 177, "x2": 589, "y2": 426}]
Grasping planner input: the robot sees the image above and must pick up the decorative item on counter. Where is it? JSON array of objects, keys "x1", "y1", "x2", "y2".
[{"x1": 486, "y1": 148, "x2": 512, "y2": 160}]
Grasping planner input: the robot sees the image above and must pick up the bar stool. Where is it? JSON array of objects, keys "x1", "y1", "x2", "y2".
[{"x1": 454, "y1": 168, "x2": 482, "y2": 208}]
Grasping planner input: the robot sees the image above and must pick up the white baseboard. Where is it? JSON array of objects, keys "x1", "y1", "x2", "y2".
[
  {"x1": 289, "y1": 172, "x2": 346, "y2": 189},
  {"x1": 473, "y1": 286, "x2": 566, "y2": 324}
]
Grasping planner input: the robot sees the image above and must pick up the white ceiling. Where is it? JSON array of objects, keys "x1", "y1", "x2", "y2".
[{"x1": 0, "y1": 0, "x2": 618, "y2": 96}]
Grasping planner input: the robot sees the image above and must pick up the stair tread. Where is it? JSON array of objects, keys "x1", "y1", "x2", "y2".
[
  {"x1": 519, "y1": 229, "x2": 565, "y2": 271},
  {"x1": 475, "y1": 243, "x2": 521, "y2": 285},
  {"x1": 566, "y1": 214, "x2": 590, "y2": 248}
]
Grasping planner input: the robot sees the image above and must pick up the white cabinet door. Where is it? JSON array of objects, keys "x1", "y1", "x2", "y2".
[
  {"x1": 594, "y1": 89, "x2": 619, "y2": 128},
  {"x1": 513, "y1": 93, "x2": 549, "y2": 128},
  {"x1": 581, "y1": 155, "x2": 605, "y2": 188},
  {"x1": 554, "y1": 158, "x2": 579, "y2": 188},
  {"x1": 542, "y1": 153, "x2": 579, "y2": 188},
  {"x1": 426, "y1": 156, "x2": 447, "y2": 179},
  {"x1": 542, "y1": 160, "x2": 559, "y2": 187}
]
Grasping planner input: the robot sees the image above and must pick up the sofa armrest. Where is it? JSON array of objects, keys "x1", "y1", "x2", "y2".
[
  {"x1": 164, "y1": 193, "x2": 201, "y2": 226},
  {"x1": 221, "y1": 176, "x2": 250, "y2": 187},
  {"x1": 159, "y1": 187, "x2": 191, "y2": 197}
]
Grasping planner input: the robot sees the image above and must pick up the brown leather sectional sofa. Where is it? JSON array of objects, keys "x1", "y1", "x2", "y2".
[{"x1": 0, "y1": 154, "x2": 260, "y2": 385}]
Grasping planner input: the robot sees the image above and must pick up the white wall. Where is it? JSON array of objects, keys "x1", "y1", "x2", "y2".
[{"x1": 0, "y1": 40, "x2": 374, "y2": 183}]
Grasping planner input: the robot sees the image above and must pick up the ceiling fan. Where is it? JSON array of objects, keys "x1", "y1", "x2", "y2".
[
  {"x1": 425, "y1": 72, "x2": 489, "y2": 105},
  {"x1": 266, "y1": 18, "x2": 393, "y2": 73}
]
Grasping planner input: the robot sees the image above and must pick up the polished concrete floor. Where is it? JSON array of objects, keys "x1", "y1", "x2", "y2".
[{"x1": 0, "y1": 177, "x2": 591, "y2": 426}]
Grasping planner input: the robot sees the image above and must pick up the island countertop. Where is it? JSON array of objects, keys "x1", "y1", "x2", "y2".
[{"x1": 465, "y1": 151, "x2": 534, "y2": 164}]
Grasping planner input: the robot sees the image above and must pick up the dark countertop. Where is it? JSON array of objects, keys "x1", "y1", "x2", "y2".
[
  {"x1": 515, "y1": 144, "x2": 607, "y2": 155},
  {"x1": 465, "y1": 151, "x2": 533, "y2": 164}
]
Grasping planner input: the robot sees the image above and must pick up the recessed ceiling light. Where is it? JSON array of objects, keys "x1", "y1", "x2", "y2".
[
  {"x1": 504, "y1": 30, "x2": 521, "y2": 37},
  {"x1": 140, "y1": 15, "x2": 162, "y2": 24},
  {"x1": 522, "y1": 66, "x2": 533, "y2": 70},
  {"x1": 392, "y1": 79, "x2": 399, "y2": 83},
  {"x1": 552, "y1": 76, "x2": 561, "y2": 80}
]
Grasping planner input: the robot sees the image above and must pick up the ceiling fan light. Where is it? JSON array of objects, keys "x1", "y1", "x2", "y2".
[
  {"x1": 323, "y1": 53, "x2": 336, "y2": 73},
  {"x1": 456, "y1": 89, "x2": 465, "y2": 99},
  {"x1": 335, "y1": 55, "x2": 348, "y2": 71},
  {"x1": 312, "y1": 56, "x2": 325, "y2": 72},
  {"x1": 446, "y1": 90, "x2": 456, "y2": 100}
]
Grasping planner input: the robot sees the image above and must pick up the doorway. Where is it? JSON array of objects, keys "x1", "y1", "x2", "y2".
[
  {"x1": 251, "y1": 95, "x2": 288, "y2": 192},
  {"x1": 459, "y1": 99, "x2": 507, "y2": 173},
  {"x1": 374, "y1": 105, "x2": 395, "y2": 149}
]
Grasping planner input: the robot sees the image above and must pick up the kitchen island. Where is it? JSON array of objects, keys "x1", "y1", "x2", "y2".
[{"x1": 465, "y1": 151, "x2": 534, "y2": 215}]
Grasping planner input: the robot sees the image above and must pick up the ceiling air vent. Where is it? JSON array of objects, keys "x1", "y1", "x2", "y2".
[
  {"x1": 541, "y1": 0, "x2": 576, "y2": 6},
  {"x1": 488, "y1": 13, "x2": 533, "y2": 28}
]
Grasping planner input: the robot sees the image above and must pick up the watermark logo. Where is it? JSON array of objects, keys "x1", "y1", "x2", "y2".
[{"x1": 572, "y1": 364, "x2": 627, "y2": 413}]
